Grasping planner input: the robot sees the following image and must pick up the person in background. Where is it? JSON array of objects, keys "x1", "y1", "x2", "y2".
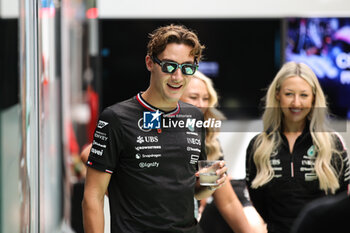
[
  {"x1": 82, "y1": 24, "x2": 227, "y2": 233},
  {"x1": 291, "y1": 188, "x2": 350, "y2": 233},
  {"x1": 246, "y1": 61, "x2": 350, "y2": 233},
  {"x1": 181, "y1": 71, "x2": 266, "y2": 233}
]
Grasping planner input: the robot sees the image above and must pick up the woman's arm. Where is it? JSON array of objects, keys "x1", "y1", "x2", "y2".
[{"x1": 213, "y1": 181, "x2": 253, "y2": 233}]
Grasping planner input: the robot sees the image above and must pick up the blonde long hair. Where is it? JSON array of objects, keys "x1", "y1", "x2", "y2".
[
  {"x1": 193, "y1": 71, "x2": 225, "y2": 160},
  {"x1": 251, "y1": 61, "x2": 342, "y2": 194}
]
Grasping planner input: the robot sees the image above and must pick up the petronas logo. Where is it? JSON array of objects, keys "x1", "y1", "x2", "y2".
[{"x1": 307, "y1": 145, "x2": 315, "y2": 157}]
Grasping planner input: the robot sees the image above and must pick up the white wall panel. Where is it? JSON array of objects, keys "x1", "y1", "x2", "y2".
[
  {"x1": 98, "y1": 0, "x2": 350, "y2": 18},
  {"x1": 0, "y1": 0, "x2": 19, "y2": 18}
]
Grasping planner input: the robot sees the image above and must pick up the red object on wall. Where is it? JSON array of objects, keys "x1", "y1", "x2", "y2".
[{"x1": 86, "y1": 85, "x2": 99, "y2": 143}]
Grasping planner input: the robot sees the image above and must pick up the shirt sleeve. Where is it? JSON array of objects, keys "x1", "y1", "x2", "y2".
[
  {"x1": 245, "y1": 134, "x2": 268, "y2": 221},
  {"x1": 245, "y1": 136, "x2": 257, "y2": 188},
  {"x1": 332, "y1": 133, "x2": 350, "y2": 193},
  {"x1": 86, "y1": 107, "x2": 123, "y2": 174},
  {"x1": 291, "y1": 191, "x2": 349, "y2": 233}
]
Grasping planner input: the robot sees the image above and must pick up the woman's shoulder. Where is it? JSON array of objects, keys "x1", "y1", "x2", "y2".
[
  {"x1": 246, "y1": 133, "x2": 262, "y2": 154},
  {"x1": 331, "y1": 132, "x2": 347, "y2": 152},
  {"x1": 249, "y1": 133, "x2": 262, "y2": 145}
]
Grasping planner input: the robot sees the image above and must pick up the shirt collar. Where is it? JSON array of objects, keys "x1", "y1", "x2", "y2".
[{"x1": 136, "y1": 92, "x2": 180, "y2": 117}]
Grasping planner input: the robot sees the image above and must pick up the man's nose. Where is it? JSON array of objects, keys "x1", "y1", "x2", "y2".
[{"x1": 171, "y1": 68, "x2": 183, "y2": 82}]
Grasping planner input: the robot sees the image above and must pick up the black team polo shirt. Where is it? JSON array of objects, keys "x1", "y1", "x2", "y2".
[{"x1": 87, "y1": 93, "x2": 207, "y2": 233}]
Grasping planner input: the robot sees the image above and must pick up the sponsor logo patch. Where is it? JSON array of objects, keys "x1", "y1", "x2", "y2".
[{"x1": 97, "y1": 120, "x2": 109, "y2": 129}]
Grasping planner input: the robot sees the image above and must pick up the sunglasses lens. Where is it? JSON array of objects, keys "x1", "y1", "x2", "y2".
[
  {"x1": 162, "y1": 62, "x2": 178, "y2": 73},
  {"x1": 159, "y1": 60, "x2": 197, "y2": 75},
  {"x1": 182, "y1": 65, "x2": 197, "y2": 75}
]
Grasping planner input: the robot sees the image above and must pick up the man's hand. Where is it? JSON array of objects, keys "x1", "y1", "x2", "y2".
[
  {"x1": 195, "y1": 161, "x2": 227, "y2": 199},
  {"x1": 206, "y1": 161, "x2": 227, "y2": 191}
]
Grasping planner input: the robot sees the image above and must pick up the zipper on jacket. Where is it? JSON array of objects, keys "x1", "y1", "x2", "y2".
[{"x1": 290, "y1": 149, "x2": 295, "y2": 177}]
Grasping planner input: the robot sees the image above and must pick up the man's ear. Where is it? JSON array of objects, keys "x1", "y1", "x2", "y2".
[{"x1": 145, "y1": 55, "x2": 153, "y2": 71}]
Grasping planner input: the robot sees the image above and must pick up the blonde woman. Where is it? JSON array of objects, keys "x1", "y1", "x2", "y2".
[
  {"x1": 181, "y1": 71, "x2": 266, "y2": 233},
  {"x1": 246, "y1": 61, "x2": 350, "y2": 233}
]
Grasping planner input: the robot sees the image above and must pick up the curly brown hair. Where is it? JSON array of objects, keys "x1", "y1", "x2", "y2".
[{"x1": 147, "y1": 24, "x2": 205, "y2": 62}]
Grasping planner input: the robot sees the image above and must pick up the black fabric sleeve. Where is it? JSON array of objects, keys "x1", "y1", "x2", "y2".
[
  {"x1": 245, "y1": 137, "x2": 256, "y2": 187},
  {"x1": 332, "y1": 133, "x2": 350, "y2": 193},
  {"x1": 291, "y1": 191, "x2": 349, "y2": 233},
  {"x1": 291, "y1": 196, "x2": 328, "y2": 233},
  {"x1": 245, "y1": 134, "x2": 268, "y2": 221},
  {"x1": 86, "y1": 107, "x2": 124, "y2": 174}
]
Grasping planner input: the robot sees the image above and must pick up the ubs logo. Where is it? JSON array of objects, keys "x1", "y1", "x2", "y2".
[{"x1": 136, "y1": 136, "x2": 159, "y2": 144}]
